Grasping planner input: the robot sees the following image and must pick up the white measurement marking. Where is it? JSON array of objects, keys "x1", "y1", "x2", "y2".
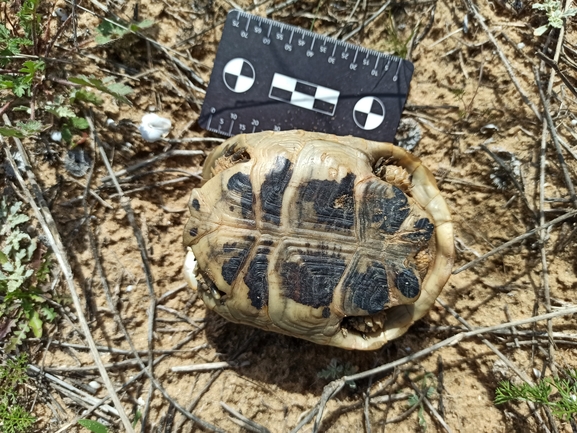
[{"x1": 393, "y1": 60, "x2": 402, "y2": 82}]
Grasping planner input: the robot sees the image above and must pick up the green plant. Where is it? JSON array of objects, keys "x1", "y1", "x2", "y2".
[
  {"x1": 94, "y1": 17, "x2": 155, "y2": 45},
  {"x1": 78, "y1": 419, "x2": 108, "y2": 433},
  {"x1": 380, "y1": 15, "x2": 415, "y2": 59},
  {"x1": 0, "y1": 353, "x2": 36, "y2": 433},
  {"x1": 78, "y1": 408, "x2": 141, "y2": 432},
  {"x1": 0, "y1": 198, "x2": 56, "y2": 352},
  {"x1": 317, "y1": 358, "x2": 358, "y2": 389},
  {"x1": 533, "y1": 0, "x2": 577, "y2": 35},
  {"x1": 408, "y1": 373, "x2": 436, "y2": 431},
  {"x1": 495, "y1": 371, "x2": 577, "y2": 421},
  {"x1": 0, "y1": 2, "x2": 133, "y2": 142}
]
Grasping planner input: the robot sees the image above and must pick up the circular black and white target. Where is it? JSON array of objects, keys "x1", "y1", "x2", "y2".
[
  {"x1": 222, "y1": 58, "x2": 256, "y2": 93},
  {"x1": 353, "y1": 97, "x2": 385, "y2": 130}
]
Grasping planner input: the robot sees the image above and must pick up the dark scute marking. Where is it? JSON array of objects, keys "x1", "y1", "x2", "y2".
[
  {"x1": 379, "y1": 186, "x2": 410, "y2": 233},
  {"x1": 188, "y1": 227, "x2": 198, "y2": 237},
  {"x1": 261, "y1": 157, "x2": 293, "y2": 225},
  {"x1": 298, "y1": 173, "x2": 356, "y2": 231},
  {"x1": 221, "y1": 242, "x2": 251, "y2": 285},
  {"x1": 244, "y1": 248, "x2": 269, "y2": 309},
  {"x1": 322, "y1": 307, "x2": 330, "y2": 318},
  {"x1": 262, "y1": 239, "x2": 273, "y2": 246},
  {"x1": 396, "y1": 268, "x2": 420, "y2": 299},
  {"x1": 403, "y1": 218, "x2": 434, "y2": 242},
  {"x1": 280, "y1": 248, "x2": 346, "y2": 308},
  {"x1": 191, "y1": 199, "x2": 200, "y2": 211},
  {"x1": 345, "y1": 262, "x2": 389, "y2": 314},
  {"x1": 227, "y1": 172, "x2": 254, "y2": 219}
]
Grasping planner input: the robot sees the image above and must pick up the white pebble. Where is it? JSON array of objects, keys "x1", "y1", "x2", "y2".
[
  {"x1": 88, "y1": 381, "x2": 101, "y2": 391},
  {"x1": 517, "y1": 42, "x2": 525, "y2": 50},
  {"x1": 138, "y1": 113, "x2": 172, "y2": 142},
  {"x1": 50, "y1": 131, "x2": 62, "y2": 142},
  {"x1": 533, "y1": 368, "x2": 541, "y2": 379},
  {"x1": 126, "y1": 285, "x2": 134, "y2": 292},
  {"x1": 53, "y1": 7, "x2": 68, "y2": 22},
  {"x1": 106, "y1": 118, "x2": 116, "y2": 128},
  {"x1": 137, "y1": 397, "x2": 145, "y2": 406}
]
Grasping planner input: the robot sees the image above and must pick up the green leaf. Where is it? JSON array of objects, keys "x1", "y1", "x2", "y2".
[
  {"x1": 70, "y1": 117, "x2": 89, "y2": 130},
  {"x1": 534, "y1": 25, "x2": 550, "y2": 35},
  {"x1": 41, "y1": 306, "x2": 57, "y2": 321},
  {"x1": 20, "y1": 59, "x2": 45, "y2": 77},
  {"x1": 69, "y1": 75, "x2": 132, "y2": 105},
  {"x1": 70, "y1": 89, "x2": 103, "y2": 105},
  {"x1": 46, "y1": 104, "x2": 76, "y2": 118},
  {"x1": 78, "y1": 419, "x2": 109, "y2": 433},
  {"x1": 129, "y1": 18, "x2": 155, "y2": 32},
  {"x1": 0, "y1": 126, "x2": 25, "y2": 138},
  {"x1": 28, "y1": 310, "x2": 42, "y2": 338},
  {"x1": 61, "y1": 125, "x2": 72, "y2": 143},
  {"x1": 0, "y1": 251, "x2": 7, "y2": 265},
  {"x1": 0, "y1": 121, "x2": 42, "y2": 138},
  {"x1": 105, "y1": 82, "x2": 132, "y2": 97}
]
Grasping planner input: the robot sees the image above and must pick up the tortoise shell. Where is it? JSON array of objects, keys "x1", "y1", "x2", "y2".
[{"x1": 183, "y1": 130, "x2": 454, "y2": 350}]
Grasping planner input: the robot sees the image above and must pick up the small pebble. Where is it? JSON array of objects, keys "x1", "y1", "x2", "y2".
[
  {"x1": 480, "y1": 123, "x2": 499, "y2": 134},
  {"x1": 50, "y1": 131, "x2": 62, "y2": 142},
  {"x1": 126, "y1": 285, "x2": 134, "y2": 292},
  {"x1": 517, "y1": 42, "x2": 526, "y2": 50},
  {"x1": 53, "y1": 7, "x2": 68, "y2": 22},
  {"x1": 88, "y1": 380, "x2": 101, "y2": 391},
  {"x1": 139, "y1": 113, "x2": 172, "y2": 142},
  {"x1": 106, "y1": 118, "x2": 116, "y2": 128}
]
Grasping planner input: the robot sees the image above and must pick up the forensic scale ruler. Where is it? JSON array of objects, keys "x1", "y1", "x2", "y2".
[{"x1": 199, "y1": 10, "x2": 414, "y2": 142}]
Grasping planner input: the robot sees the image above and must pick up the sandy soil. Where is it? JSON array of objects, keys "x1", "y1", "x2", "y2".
[{"x1": 3, "y1": 0, "x2": 577, "y2": 432}]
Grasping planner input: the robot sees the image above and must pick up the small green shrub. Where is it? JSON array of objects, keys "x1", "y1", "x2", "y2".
[
  {"x1": 533, "y1": 0, "x2": 577, "y2": 35},
  {"x1": 317, "y1": 358, "x2": 358, "y2": 389},
  {"x1": 0, "y1": 353, "x2": 36, "y2": 433},
  {"x1": 0, "y1": 198, "x2": 56, "y2": 352},
  {"x1": 495, "y1": 370, "x2": 577, "y2": 421}
]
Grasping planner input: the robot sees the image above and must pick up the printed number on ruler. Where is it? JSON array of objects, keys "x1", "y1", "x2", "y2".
[{"x1": 199, "y1": 10, "x2": 414, "y2": 142}]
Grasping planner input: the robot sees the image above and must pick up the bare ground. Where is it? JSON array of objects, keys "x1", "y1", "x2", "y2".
[{"x1": 1, "y1": 0, "x2": 577, "y2": 432}]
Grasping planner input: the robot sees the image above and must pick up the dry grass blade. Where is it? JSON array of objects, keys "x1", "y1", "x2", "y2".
[
  {"x1": 220, "y1": 402, "x2": 271, "y2": 433},
  {"x1": 408, "y1": 382, "x2": 453, "y2": 433},
  {"x1": 453, "y1": 209, "x2": 577, "y2": 274}
]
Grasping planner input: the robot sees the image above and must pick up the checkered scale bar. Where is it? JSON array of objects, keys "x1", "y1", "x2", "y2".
[{"x1": 269, "y1": 73, "x2": 339, "y2": 116}]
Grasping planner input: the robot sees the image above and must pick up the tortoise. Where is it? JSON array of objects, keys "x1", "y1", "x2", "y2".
[{"x1": 183, "y1": 130, "x2": 454, "y2": 350}]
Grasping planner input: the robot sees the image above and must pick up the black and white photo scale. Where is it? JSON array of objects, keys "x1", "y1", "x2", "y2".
[{"x1": 199, "y1": 10, "x2": 414, "y2": 142}]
